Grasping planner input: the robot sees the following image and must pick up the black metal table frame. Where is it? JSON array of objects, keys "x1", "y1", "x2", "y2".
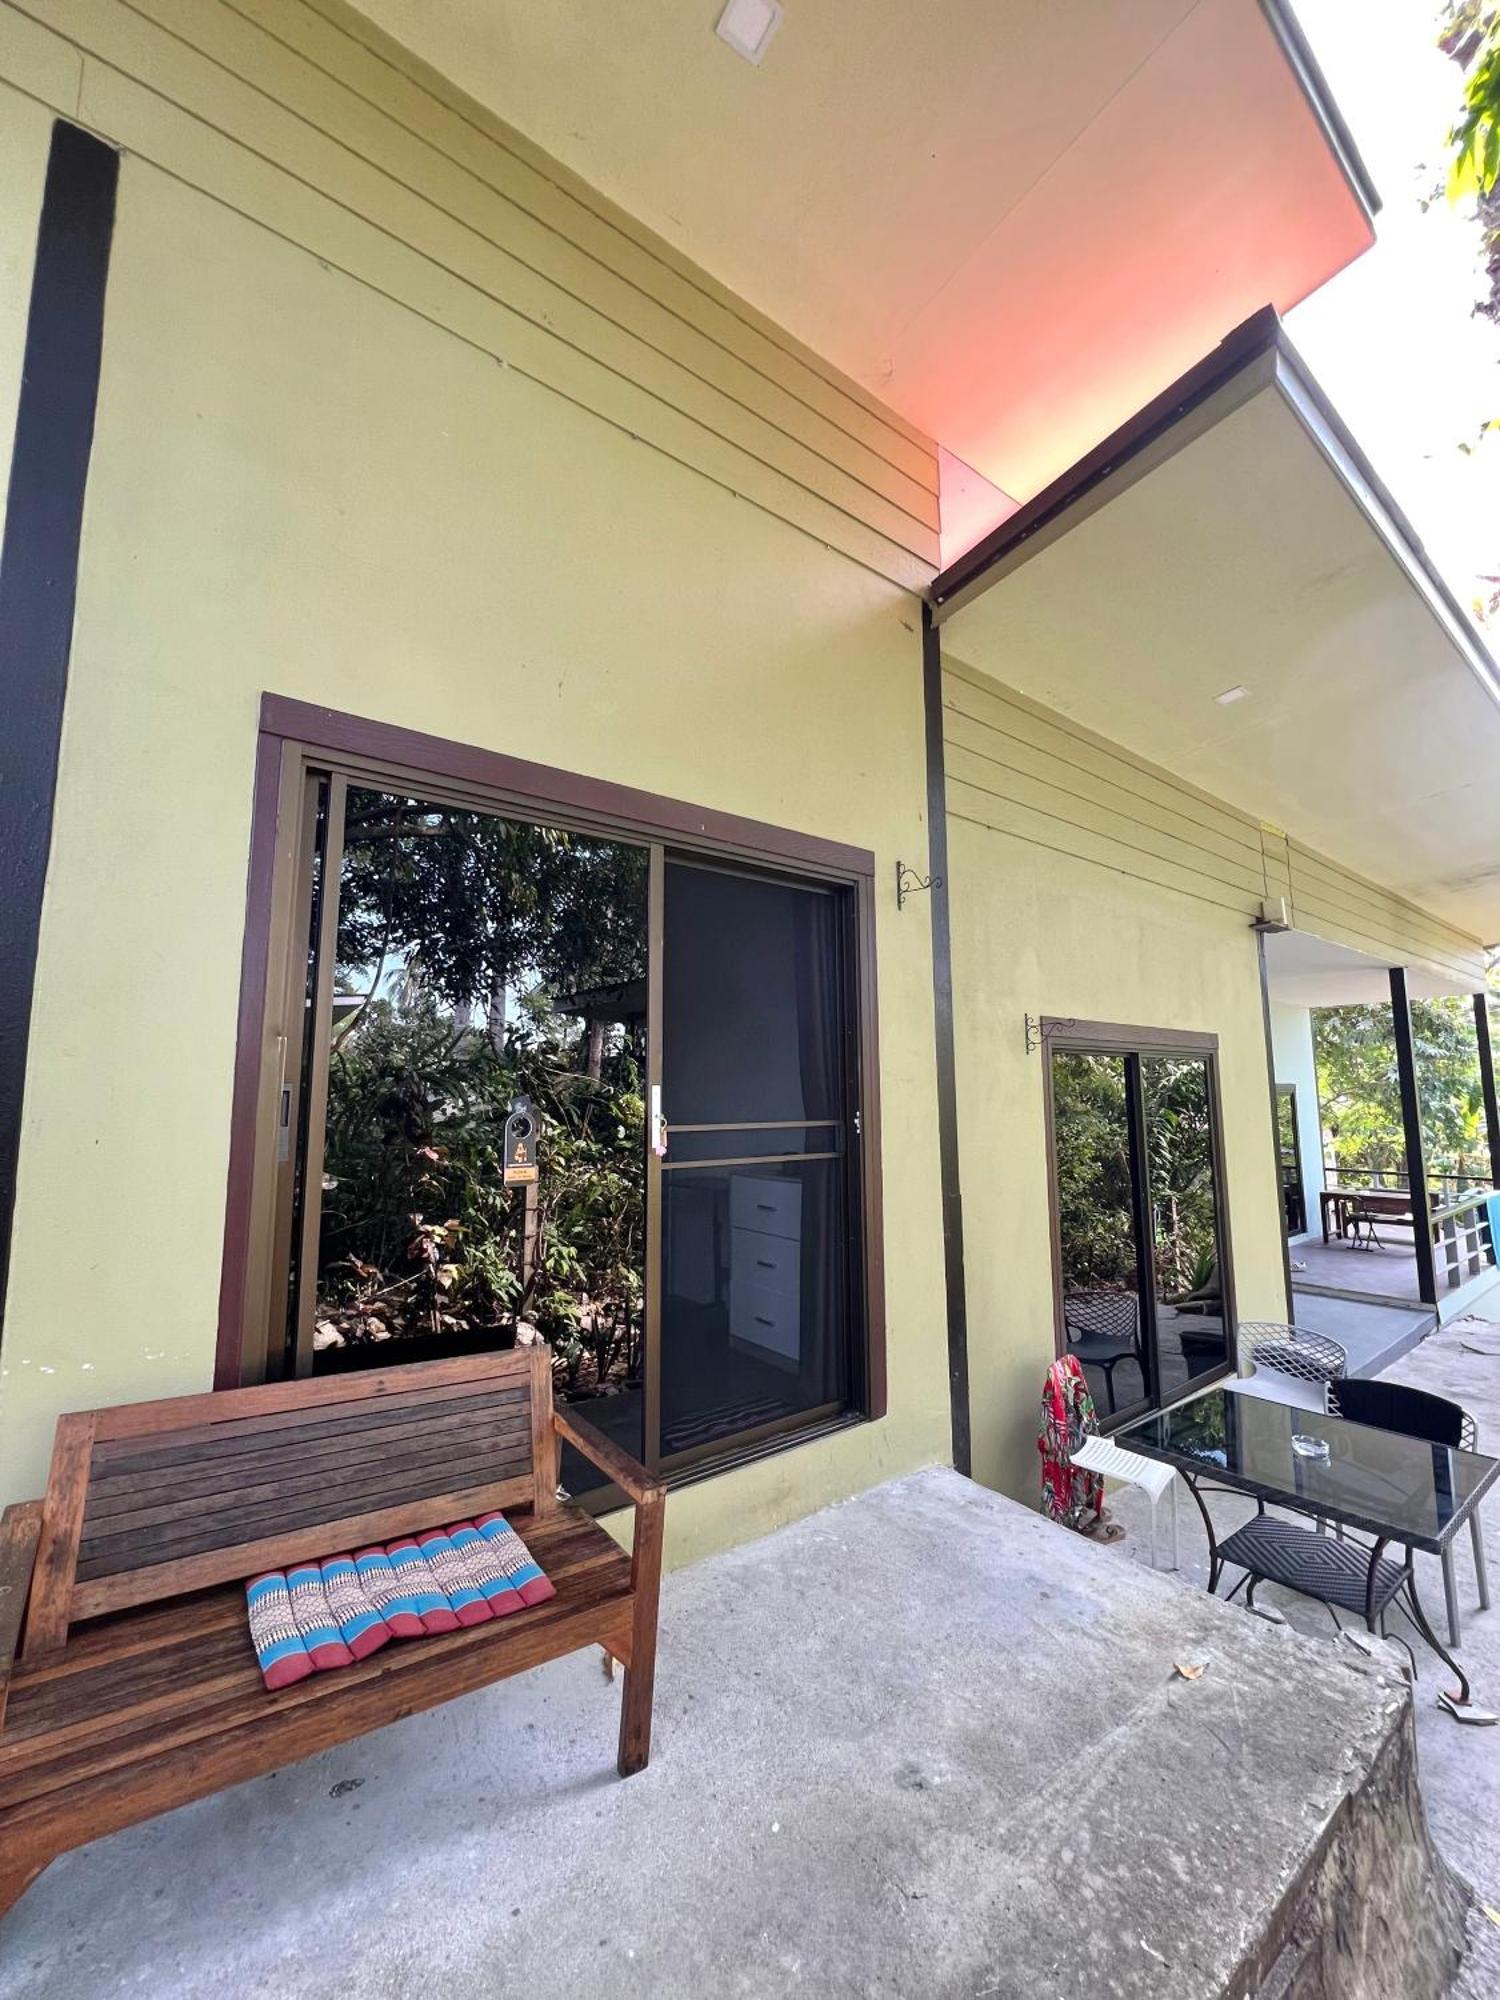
[{"x1": 1174, "y1": 1471, "x2": 1476, "y2": 1706}]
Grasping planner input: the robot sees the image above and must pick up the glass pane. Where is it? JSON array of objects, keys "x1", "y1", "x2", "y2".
[
  {"x1": 1122, "y1": 1388, "x2": 1490, "y2": 1553},
  {"x1": 1143, "y1": 1055, "x2": 1228, "y2": 1396},
  {"x1": 303, "y1": 788, "x2": 648, "y2": 1485},
  {"x1": 663, "y1": 864, "x2": 842, "y2": 1126},
  {"x1": 660, "y1": 1158, "x2": 848, "y2": 1458},
  {"x1": 1277, "y1": 1088, "x2": 1306, "y2": 1236},
  {"x1": 1051, "y1": 1051, "x2": 1148, "y2": 1418}
]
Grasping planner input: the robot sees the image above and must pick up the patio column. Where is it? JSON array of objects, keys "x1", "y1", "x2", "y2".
[
  {"x1": 1389, "y1": 967, "x2": 1438, "y2": 1306},
  {"x1": 1474, "y1": 992, "x2": 1500, "y2": 1191}
]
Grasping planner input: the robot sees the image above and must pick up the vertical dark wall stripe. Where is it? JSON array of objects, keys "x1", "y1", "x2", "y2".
[
  {"x1": 921, "y1": 606, "x2": 972, "y2": 1476},
  {"x1": 0, "y1": 122, "x2": 119, "y2": 1342},
  {"x1": 1389, "y1": 966, "x2": 1438, "y2": 1307}
]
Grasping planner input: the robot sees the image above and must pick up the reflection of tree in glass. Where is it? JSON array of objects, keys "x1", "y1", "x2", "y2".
[
  {"x1": 1168, "y1": 1389, "x2": 1227, "y2": 1468},
  {"x1": 1142, "y1": 1059, "x2": 1217, "y2": 1301},
  {"x1": 1053, "y1": 1053, "x2": 1136, "y2": 1295},
  {"x1": 1052, "y1": 1053, "x2": 1219, "y2": 1303},
  {"x1": 315, "y1": 793, "x2": 648, "y2": 1400},
  {"x1": 336, "y1": 791, "x2": 647, "y2": 1049}
]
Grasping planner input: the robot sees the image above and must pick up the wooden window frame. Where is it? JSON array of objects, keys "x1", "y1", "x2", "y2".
[
  {"x1": 1040, "y1": 1017, "x2": 1238, "y2": 1420},
  {"x1": 215, "y1": 696, "x2": 887, "y2": 1473}
]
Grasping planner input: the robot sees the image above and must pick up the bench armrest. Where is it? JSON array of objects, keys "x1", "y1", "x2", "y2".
[
  {"x1": 553, "y1": 1407, "x2": 664, "y2": 1507},
  {"x1": 0, "y1": 1501, "x2": 43, "y2": 1734}
]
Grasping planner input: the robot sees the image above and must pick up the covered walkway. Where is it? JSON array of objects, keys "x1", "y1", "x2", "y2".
[{"x1": 0, "y1": 1469, "x2": 1457, "y2": 2000}]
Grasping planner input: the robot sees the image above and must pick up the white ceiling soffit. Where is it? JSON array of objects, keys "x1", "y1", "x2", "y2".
[
  {"x1": 936, "y1": 326, "x2": 1500, "y2": 941},
  {"x1": 345, "y1": 0, "x2": 1375, "y2": 514},
  {"x1": 1262, "y1": 929, "x2": 1482, "y2": 1006}
]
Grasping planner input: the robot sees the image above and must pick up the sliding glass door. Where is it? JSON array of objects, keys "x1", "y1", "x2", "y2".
[
  {"x1": 1048, "y1": 1029, "x2": 1231, "y2": 1425},
  {"x1": 659, "y1": 860, "x2": 859, "y2": 1469},
  {"x1": 255, "y1": 761, "x2": 870, "y2": 1498}
]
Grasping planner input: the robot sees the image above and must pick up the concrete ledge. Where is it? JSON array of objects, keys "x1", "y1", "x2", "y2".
[{"x1": 0, "y1": 1468, "x2": 1466, "y2": 1998}]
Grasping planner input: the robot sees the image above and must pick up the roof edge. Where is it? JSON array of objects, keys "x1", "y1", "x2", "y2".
[
  {"x1": 1258, "y1": 0, "x2": 1382, "y2": 224},
  {"x1": 928, "y1": 307, "x2": 1283, "y2": 617},
  {"x1": 931, "y1": 309, "x2": 1500, "y2": 721}
]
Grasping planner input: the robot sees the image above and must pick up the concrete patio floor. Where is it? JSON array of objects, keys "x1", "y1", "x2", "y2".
[
  {"x1": 1290, "y1": 1232, "x2": 1427, "y2": 1305},
  {"x1": 0, "y1": 1466, "x2": 1460, "y2": 2000},
  {"x1": 1290, "y1": 1286, "x2": 1433, "y2": 1376},
  {"x1": 1108, "y1": 1316, "x2": 1500, "y2": 1995}
]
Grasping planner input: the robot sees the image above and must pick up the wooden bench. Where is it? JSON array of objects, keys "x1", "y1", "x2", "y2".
[{"x1": 0, "y1": 1348, "x2": 663, "y2": 1919}]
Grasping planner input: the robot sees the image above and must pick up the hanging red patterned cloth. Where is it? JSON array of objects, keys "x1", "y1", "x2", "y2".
[{"x1": 1037, "y1": 1355, "x2": 1104, "y2": 1530}]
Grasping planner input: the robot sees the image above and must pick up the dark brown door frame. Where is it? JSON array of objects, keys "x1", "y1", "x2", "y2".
[
  {"x1": 216, "y1": 696, "x2": 887, "y2": 1440},
  {"x1": 1041, "y1": 1017, "x2": 1238, "y2": 1416}
]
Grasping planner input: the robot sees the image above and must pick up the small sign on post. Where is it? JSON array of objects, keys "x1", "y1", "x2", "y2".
[{"x1": 502, "y1": 1096, "x2": 539, "y2": 1186}]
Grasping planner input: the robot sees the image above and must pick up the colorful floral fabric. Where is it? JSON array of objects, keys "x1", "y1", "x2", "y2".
[{"x1": 1038, "y1": 1354, "x2": 1104, "y2": 1530}]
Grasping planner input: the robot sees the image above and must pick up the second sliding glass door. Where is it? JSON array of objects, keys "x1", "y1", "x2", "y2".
[{"x1": 1049, "y1": 1034, "x2": 1231, "y2": 1425}]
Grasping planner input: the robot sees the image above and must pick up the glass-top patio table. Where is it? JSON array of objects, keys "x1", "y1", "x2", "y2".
[{"x1": 1116, "y1": 1387, "x2": 1500, "y2": 1722}]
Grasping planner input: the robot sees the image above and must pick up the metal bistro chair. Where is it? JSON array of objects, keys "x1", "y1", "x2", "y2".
[
  {"x1": 1063, "y1": 1292, "x2": 1142, "y2": 1417},
  {"x1": 1237, "y1": 1322, "x2": 1347, "y2": 1405},
  {"x1": 1330, "y1": 1376, "x2": 1491, "y2": 1648}
]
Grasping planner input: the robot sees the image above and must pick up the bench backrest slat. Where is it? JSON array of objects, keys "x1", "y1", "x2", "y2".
[{"x1": 24, "y1": 1349, "x2": 553, "y2": 1655}]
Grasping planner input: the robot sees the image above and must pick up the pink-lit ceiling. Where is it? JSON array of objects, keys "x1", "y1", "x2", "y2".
[{"x1": 349, "y1": 0, "x2": 1374, "y2": 565}]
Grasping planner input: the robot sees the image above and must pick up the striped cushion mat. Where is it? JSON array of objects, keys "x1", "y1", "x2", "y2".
[{"x1": 246, "y1": 1512, "x2": 554, "y2": 1691}]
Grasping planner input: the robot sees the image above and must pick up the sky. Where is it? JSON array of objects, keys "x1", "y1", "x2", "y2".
[{"x1": 1289, "y1": 0, "x2": 1500, "y2": 619}]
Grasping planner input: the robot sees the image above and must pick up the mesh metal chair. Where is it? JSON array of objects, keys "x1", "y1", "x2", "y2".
[
  {"x1": 1063, "y1": 1292, "x2": 1141, "y2": 1416},
  {"x1": 1329, "y1": 1375, "x2": 1491, "y2": 1647},
  {"x1": 1237, "y1": 1321, "x2": 1347, "y2": 1398}
]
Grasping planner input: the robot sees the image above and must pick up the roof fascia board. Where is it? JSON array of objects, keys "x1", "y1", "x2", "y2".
[
  {"x1": 1258, "y1": 0, "x2": 1381, "y2": 222},
  {"x1": 932, "y1": 311, "x2": 1500, "y2": 724},
  {"x1": 929, "y1": 307, "x2": 1282, "y2": 622}
]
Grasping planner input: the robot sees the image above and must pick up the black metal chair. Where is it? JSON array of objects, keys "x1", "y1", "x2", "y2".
[
  {"x1": 1330, "y1": 1376, "x2": 1491, "y2": 1647},
  {"x1": 1063, "y1": 1293, "x2": 1141, "y2": 1416},
  {"x1": 1237, "y1": 1321, "x2": 1347, "y2": 1399}
]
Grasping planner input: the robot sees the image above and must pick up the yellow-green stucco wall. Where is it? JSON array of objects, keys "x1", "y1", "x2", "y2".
[
  {"x1": 2, "y1": 0, "x2": 1464, "y2": 1544},
  {"x1": 942, "y1": 659, "x2": 1290, "y2": 1502},
  {"x1": 0, "y1": 135, "x2": 952, "y2": 1548}
]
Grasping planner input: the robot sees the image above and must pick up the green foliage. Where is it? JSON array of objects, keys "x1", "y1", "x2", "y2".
[
  {"x1": 1313, "y1": 997, "x2": 1489, "y2": 1186},
  {"x1": 1052, "y1": 1053, "x2": 1136, "y2": 1292},
  {"x1": 1447, "y1": 7, "x2": 1500, "y2": 200},
  {"x1": 336, "y1": 791, "x2": 647, "y2": 1027},
  {"x1": 313, "y1": 792, "x2": 648, "y2": 1397},
  {"x1": 1141, "y1": 1057, "x2": 1219, "y2": 1298},
  {"x1": 319, "y1": 989, "x2": 644, "y2": 1394},
  {"x1": 1051, "y1": 1052, "x2": 1220, "y2": 1302}
]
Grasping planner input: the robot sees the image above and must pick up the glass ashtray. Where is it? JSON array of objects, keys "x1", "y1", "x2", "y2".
[{"x1": 1291, "y1": 1433, "x2": 1331, "y2": 1463}]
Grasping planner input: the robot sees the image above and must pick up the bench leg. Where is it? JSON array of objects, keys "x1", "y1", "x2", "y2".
[
  {"x1": 0, "y1": 1840, "x2": 52, "y2": 1921},
  {"x1": 617, "y1": 1490, "x2": 664, "y2": 1779}
]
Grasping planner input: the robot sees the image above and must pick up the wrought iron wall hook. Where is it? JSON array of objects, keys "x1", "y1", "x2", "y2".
[
  {"x1": 896, "y1": 859, "x2": 941, "y2": 910},
  {"x1": 1025, "y1": 1014, "x2": 1077, "y2": 1054}
]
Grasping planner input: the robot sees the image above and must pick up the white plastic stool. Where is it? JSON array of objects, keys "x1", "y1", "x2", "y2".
[{"x1": 1070, "y1": 1435, "x2": 1179, "y2": 1571}]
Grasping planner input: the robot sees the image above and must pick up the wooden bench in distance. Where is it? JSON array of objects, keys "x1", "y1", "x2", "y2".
[{"x1": 0, "y1": 1348, "x2": 663, "y2": 1919}]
